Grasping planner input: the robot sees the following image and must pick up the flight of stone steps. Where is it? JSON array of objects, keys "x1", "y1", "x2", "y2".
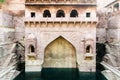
[
  {"x1": 104, "y1": 44, "x2": 118, "y2": 66},
  {"x1": 102, "y1": 70, "x2": 119, "y2": 80},
  {"x1": 0, "y1": 43, "x2": 19, "y2": 80},
  {"x1": 0, "y1": 33, "x2": 4, "y2": 42},
  {"x1": 101, "y1": 61, "x2": 120, "y2": 79},
  {"x1": 105, "y1": 44, "x2": 114, "y2": 54},
  {"x1": 1, "y1": 43, "x2": 16, "y2": 67},
  {"x1": 5, "y1": 70, "x2": 16, "y2": 80},
  {"x1": 0, "y1": 65, "x2": 16, "y2": 80},
  {"x1": 4, "y1": 70, "x2": 20, "y2": 80}
]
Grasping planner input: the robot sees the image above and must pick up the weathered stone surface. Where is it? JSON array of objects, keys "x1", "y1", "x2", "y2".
[
  {"x1": 0, "y1": 0, "x2": 97, "y2": 72},
  {"x1": 43, "y1": 36, "x2": 76, "y2": 68},
  {"x1": 97, "y1": 1, "x2": 120, "y2": 69},
  {"x1": 25, "y1": 0, "x2": 96, "y2": 4},
  {"x1": 25, "y1": 2, "x2": 97, "y2": 71}
]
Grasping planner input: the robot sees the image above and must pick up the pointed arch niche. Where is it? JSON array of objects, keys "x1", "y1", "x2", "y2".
[
  {"x1": 26, "y1": 33, "x2": 37, "y2": 60},
  {"x1": 29, "y1": 45, "x2": 35, "y2": 53},
  {"x1": 86, "y1": 45, "x2": 92, "y2": 53},
  {"x1": 42, "y1": 36, "x2": 77, "y2": 68},
  {"x1": 84, "y1": 39, "x2": 94, "y2": 60}
]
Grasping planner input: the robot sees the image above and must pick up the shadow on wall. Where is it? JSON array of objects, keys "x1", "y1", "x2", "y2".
[{"x1": 96, "y1": 43, "x2": 106, "y2": 71}]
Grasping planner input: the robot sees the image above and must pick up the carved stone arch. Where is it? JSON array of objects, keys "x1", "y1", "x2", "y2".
[
  {"x1": 28, "y1": 44, "x2": 35, "y2": 53},
  {"x1": 43, "y1": 36, "x2": 77, "y2": 68},
  {"x1": 55, "y1": 8, "x2": 66, "y2": 14},
  {"x1": 56, "y1": 9, "x2": 65, "y2": 17},
  {"x1": 42, "y1": 8, "x2": 50, "y2": 14},
  {"x1": 85, "y1": 39, "x2": 94, "y2": 53},
  {"x1": 85, "y1": 45, "x2": 93, "y2": 53},
  {"x1": 43, "y1": 10, "x2": 51, "y2": 17},
  {"x1": 70, "y1": 9, "x2": 78, "y2": 17}
]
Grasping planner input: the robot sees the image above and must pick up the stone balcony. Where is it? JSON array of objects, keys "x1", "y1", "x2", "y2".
[
  {"x1": 25, "y1": 17, "x2": 98, "y2": 23},
  {"x1": 25, "y1": 0, "x2": 96, "y2": 5},
  {"x1": 84, "y1": 53, "x2": 94, "y2": 60},
  {"x1": 27, "y1": 53, "x2": 37, "y2": 60}
]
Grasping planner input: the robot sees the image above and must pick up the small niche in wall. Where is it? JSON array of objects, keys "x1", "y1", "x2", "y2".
[
  {"x1": 84, "y1": 44, "x2": 93, "y2": 60},
  {"x1": 27, "y1": 45, "x2": 36, "y2": 60},
  {"x1": 31, "y1": 12, "x2": 35, "y2": 18},
  {"x1": 86, "y1": 45, "x2": 91, "y2": 53},
  {"x1": 85, "y1": 56, "x2": 93, "y2": 60},
  {"x1": 30, "y1": 45, "x2": 35, "y2": 53},
  {"x1": 86, "y1": 12, "x2": 91, "y2": 18},
  {"x1": 96, "y1": 37, "x2": 99, "y2": 41}
]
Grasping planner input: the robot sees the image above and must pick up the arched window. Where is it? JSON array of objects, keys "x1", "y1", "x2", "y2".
[
  {"x1": 86, "y1": 45, "x2": 91, "y2": 53},
  {"x1": 43, "y1": 10, "x2": 51, "y2": 17},
  {"x1": 56, "y1": 10, "x2": 65, "y2": 17},
  {"x1": 29, "y1": 45, "x2": 35, "y2": 53},
  {"x1": 70, "y1": 10, "x2": 78, "y2": 17}
]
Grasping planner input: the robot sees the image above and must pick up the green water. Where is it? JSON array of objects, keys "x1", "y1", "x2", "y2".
[{"x1": 14, "y1": 68, "x2": 107, "y2": 80}]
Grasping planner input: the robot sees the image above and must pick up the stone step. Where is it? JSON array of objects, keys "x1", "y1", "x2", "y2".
[
  {"x1": 2, "y1": 54, "x2": 14, "y2": 67},
  {"x1": 101, "y1": 61, "x2": 120, "y2": 78},
  {"x1": 5, "y1": 70, "x2": 15, "y2": 80}
]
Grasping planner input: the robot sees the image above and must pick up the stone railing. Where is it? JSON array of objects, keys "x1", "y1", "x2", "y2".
[
  {"x1": 0, "y1": 42, "x2": 24, "y2": 79},
  {"x1": 25, "y1": 17, "x2": 98, "y2": 22},
  {"x1": 25, "y1": 0, "x2": 96, "y2": 4}
]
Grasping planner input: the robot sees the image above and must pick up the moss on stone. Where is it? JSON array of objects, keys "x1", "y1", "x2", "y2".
[{"x1": 0, "y1": 0, "x2": 4, "y2": 2}]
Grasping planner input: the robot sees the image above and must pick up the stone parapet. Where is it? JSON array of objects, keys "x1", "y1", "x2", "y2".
[{"x1": 25, "y1": 0, "x2": 96, "y2": 5}]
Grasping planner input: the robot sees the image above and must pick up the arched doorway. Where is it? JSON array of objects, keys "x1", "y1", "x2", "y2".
[{"x1": 42, "y1": 36, "x2": 77, "y2": 68}]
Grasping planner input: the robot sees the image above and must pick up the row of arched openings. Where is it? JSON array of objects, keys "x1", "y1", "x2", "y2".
[{"x1": 42, "y1": 9, "x2": 78, "y2": 17}]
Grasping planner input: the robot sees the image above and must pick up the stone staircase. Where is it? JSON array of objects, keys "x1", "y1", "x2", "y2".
[
  {"x1": 0, "y1": 65, "x2": 15, "y2": 80},
  {"x1": 101, "y1": 61, "x2": 120, "y2": 78},
  {"x1": 4, "y1": 70, "x2": 20, "y2": 80},
  {"x1": 104, "y1": 44, "x2": 118, "y2": 66},
  {"x1": 105, "y1": 44, "x2": 114, "y2": 54},
  {"x1": 5, "y1": 70, "x2": 16, "y2": 80},
  {"x1": 0, "y1": 43, "x2": 19, "y2": 80},
  {"x1": 0, "y1": 33, "x2": 4, "y2": 42},
  {"x1": 102, "y1": 70, "x2": 119, "y2": 80},
  {"x1": 2, "y1": 54, "x2": 14, "y2": 67}
]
